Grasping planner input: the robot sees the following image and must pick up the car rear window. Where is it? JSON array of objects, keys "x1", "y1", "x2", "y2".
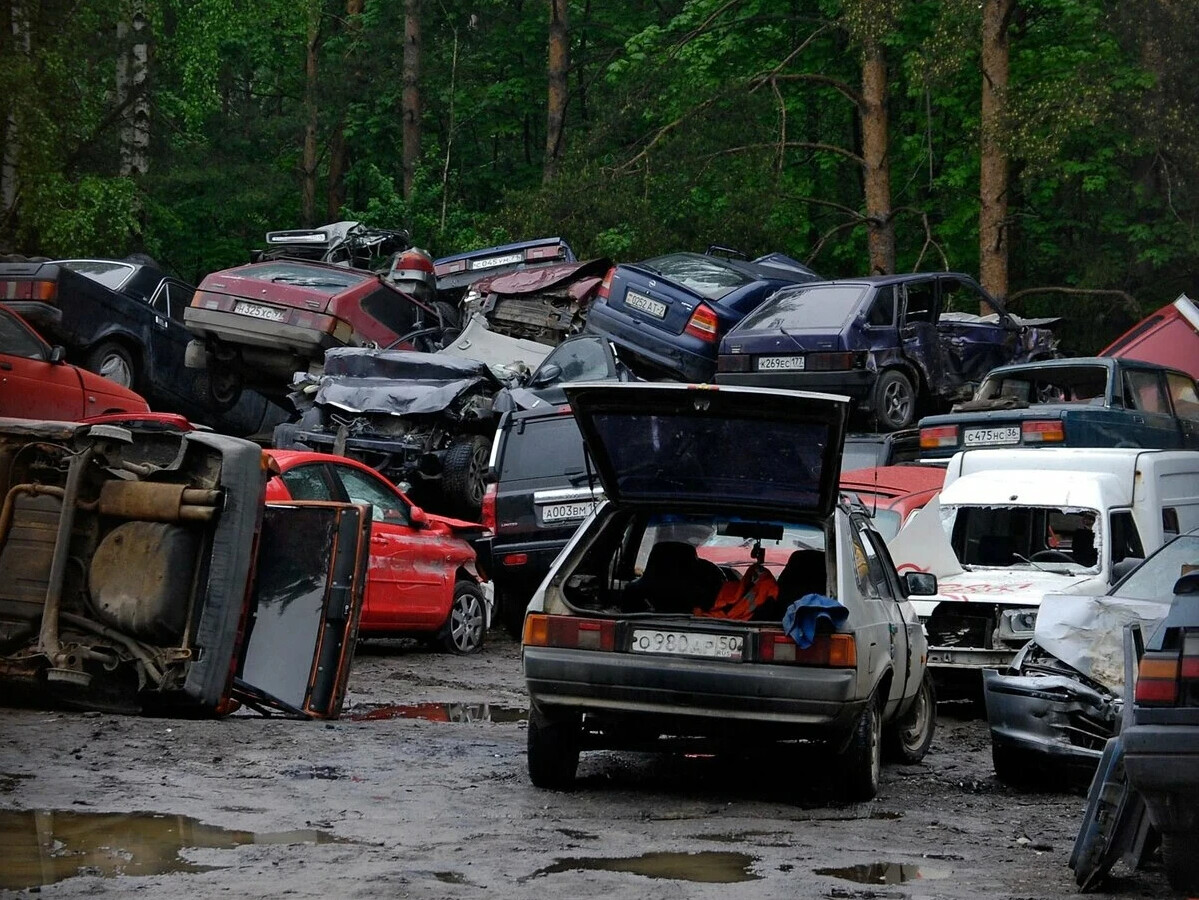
[
  {"x1": 500, "y1": 414, "x2": 590, "y2": 482},
  {"x1": 62, "y1": 260, "x2": 136, "y2": 290},
  {"x1": 736, "y1": 284, "x2": 867, "y2": 331},
  {"x1": 240, "y1": 262, "x2": 369, "y2": 294},
  {"x1": 638, "y1": 254, "x2": 752, "y2": 301},
  {"x1": 977, "y1": 365, "x2": 1109, "y2": 404}
]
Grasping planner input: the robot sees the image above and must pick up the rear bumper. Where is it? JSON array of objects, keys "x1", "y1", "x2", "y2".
[
  {"x1": 490, "y1": 541, "x2": 566, "y2": 596},
  {"x1": 716, "y1": 368, "x2": 874, "y2": 401},
  {"x1": 1123, "y1": 723, "x2": 1199, "y2": 831},
  {"x1": 583, "y1": 314, "x2": 714, "y2": 383},
  {"x1": 185, "y1": 307, "x2": 344, "y2": 360},
  {"x1": 524, "y1": 645, "x2": 864, "y2": 742}
]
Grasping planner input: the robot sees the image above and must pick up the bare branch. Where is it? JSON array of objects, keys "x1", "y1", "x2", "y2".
[
  {"x1": 1007, "y1": 285, "x2": 1141, "y2": 315},
  {"x1": 806, "y1": 219, "x2": 863, "y2": 264},
  {"x1": 701, "y1": 141, "x2": 863, "y2": 165},
  {"x1": 765, "y1": 72, "x2": 863, "y2": 109},
  {"x1": 670, "y1": 0, "x2": 744, "y2": 60},
  {"x1": 748, "y1": 23, "x2": 834, "y2": 93}
]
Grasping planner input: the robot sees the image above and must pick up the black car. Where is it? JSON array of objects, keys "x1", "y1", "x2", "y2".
[
  {"x1": 715, "y1": 272, "x2": 1060, "y2": 430},
  {"x1": 0, "y1": 257, "x2": 284, "y2": 435},
  {"x1": 493, "y1": 333, "x2": 637, "y2": 413},
  {"x1": 841, "y1": 428, "x2": 921, "y2": 472},
  {"x1": 482, "y1": 402, "x2": 600, "y2": 638}
]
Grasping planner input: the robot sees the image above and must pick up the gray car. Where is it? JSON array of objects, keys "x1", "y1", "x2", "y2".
[{"x1": 520, "y1": 383, "x2": 937, "y2": 801}]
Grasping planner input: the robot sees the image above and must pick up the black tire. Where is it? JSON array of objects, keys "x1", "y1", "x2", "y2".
[
  {"x1": 837, "y1": 691, "x2": 882, "y2": 801},
  {"x1": 434, "y1": 300, "x2": 460, "y2": 330},
  {"x1": 1162, "y1": 831, "x2": 1199, "y2": 894},
  {"x1": 991, "y1": 743, "x2": 1048, "y2": 790},
  {"x1": 527, "y1": 706, "x2": 580, "y2": 790},
  {"x1": 872, "y1": 369, "x2": 917, "y2": 431},
  {"x1": 205, "y1": 365, "x2": 243, "y2": 412},
  {"x1": 442, "y1": 434, "x2": 490, "y2": 520},
  {"x1": 440, "y1": 581, "x2": 486, "y2": 654},
  {"x1": 86, "y1": 341, "x2": 138, "y2": 390},
  {"x1": 498, "y1": 585, "x2": 528, "y2": 641},
  {"x1": 883, "y1": 671, "x2": 936, "y2": 764}
]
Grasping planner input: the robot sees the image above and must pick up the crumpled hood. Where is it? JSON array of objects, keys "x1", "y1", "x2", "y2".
[
  {"x1": 314, "y1": 348, "x2": 500, "y2": 416},
  {"x1": 472, "y1": 258, "x2": 611, "y2": 297},
  {"x1": 934, "y1": 568, "x2": 1097, "y2": 606}
]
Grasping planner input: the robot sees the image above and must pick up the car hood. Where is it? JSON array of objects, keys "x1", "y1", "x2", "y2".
[
  {"x1": 472, "y1": 258, "x2": 611, "y2": 297},
  {"x1": 77, "y1": 367, "x2": 150, "y2": 409},
  {"x1": 563, "y1": 382, "x2": 849, "y2": 517},
  {"x1": 313, "y1": 348, "x2": 501, "y2": 416}
]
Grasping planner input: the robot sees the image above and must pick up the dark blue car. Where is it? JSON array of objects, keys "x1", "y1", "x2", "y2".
[
  {"x1": 433, "y1": 237, "x2": 575, "y2": 302},
  {"x1": 917, "y1": 356, "x2": 1199, "y2": 459},
  {"x1": 581, "y1": 249, "x2": 820, "y2": 383},
  {"x1": 714, "y1": 272, "x2": 1059, "y2": 430}
]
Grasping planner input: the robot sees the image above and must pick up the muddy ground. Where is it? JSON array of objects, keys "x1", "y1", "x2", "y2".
[{"x1": 0, "y1": 633, "x2": 1174, "y2": 899}]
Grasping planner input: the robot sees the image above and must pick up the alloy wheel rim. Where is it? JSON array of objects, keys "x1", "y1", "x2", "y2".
[
  {"x1": 884, "y1": 381, "x2": 911, "y2": 423},
  {"x1": 100, "y1": 354, "x2": 133, "y2": 387},
  {"x1": 903, "y1": 681, "x2": 931, "y2": 751},
  {"x1": 468, "y1": 444, "x2": 488, "y2": 504},
  {"x1": 451, "y1": 592, "x2": 484, "y2": 651}
]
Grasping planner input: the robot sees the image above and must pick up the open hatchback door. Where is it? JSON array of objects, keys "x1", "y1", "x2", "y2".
[
  {"x1": 0, "y1": 418, "x2": 369, "y2": 719},
  {"x1": 563, "y1": 382, "x2": 850, "y2": 519}
]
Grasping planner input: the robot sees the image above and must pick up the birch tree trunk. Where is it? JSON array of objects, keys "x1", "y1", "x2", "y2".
[
  {"x1": 543, "y1": 0, "x2": 569, "y2": 184},
  {"x1": 401, "y1": 0, "x2": 421, "y2": 200},
  {"x1": 980, "y1": 0, "x2": 1015, "y2": 307},
  {"x1": 861, "y1": 35, "x2": 894, "y2": 275},
  {"x1": 117, "y1": 4, "x2": 150, "y2": 178},
  {"x1": 302, "y1": 0, "x2": 320, "y2": 226}
]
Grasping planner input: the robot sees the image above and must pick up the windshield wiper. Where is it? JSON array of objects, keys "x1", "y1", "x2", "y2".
[
  {"x1": 777, "y1": 324, "x2": 807, "y2": 352},
  {"x1": 1012, "y1": 552, "x2": 1069, "y2": 575}
]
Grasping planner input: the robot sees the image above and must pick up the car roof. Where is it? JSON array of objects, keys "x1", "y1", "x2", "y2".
[
  {"x1": 840, "y1": 465, "x2": 946, "y2": 497},
  {"x1": 985, "y1": 355, "x2": 1190, "y2": 378}
]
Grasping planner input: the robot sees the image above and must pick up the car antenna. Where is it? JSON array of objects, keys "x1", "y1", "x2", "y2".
[{"x1": 871, "y1": 462, "x2": 879, "y2": 518}]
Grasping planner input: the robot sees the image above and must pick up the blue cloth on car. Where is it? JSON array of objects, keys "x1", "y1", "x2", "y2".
[{"x1": 782, "y1": 593, "x2": 849, "y2": 649}]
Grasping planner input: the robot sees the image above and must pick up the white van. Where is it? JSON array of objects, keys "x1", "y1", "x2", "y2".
[{"x1": 889, "y1": 447, "x2": 1199, "y2": 677}]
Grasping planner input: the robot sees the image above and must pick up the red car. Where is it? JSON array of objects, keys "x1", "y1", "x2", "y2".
[
  {"x1": 840, "y1": 465, "x2": 946, "y2": 540},
  {"x1": 183, "y1": 259, "x2": 444, "y2": 405},
  {"x1": 1101, "y1": 294, "x2": 1199, "y2": 381},
  {"x1": 262, "y1": 450, "x2": 490, "y2": 653},
  {"x1": 0, "y1": 303, "x2": 149, "y2": 419}
]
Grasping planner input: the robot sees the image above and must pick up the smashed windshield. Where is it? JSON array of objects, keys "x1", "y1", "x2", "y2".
[
  {"x1": 976, "y1": 365, "x2": 1110, "y2": 405},
  {"x1": 940, "y1": 504, "x2": 1101, "y2": 574},
  {"x1": 638, "y1": 253, "x2": 751, "y2": 301},
  {"x1": 242, "y1": 262, "x2": 369, "y2": 293},
  {"x1": 736, "y1": 284, "x2": 867, "y2": 331}
]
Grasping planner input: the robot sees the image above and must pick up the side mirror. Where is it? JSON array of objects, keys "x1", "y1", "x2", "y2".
[
  {"x1": 409, "y1": 505, "x2": 428, "y2": 527},
  {"x1": 903, "y1": 571, "x2": 938, "y2": 597},
  {"x1": 530, "y1": 363, "x2": 562, "y2": 389},
  {"x1": 49, "y1": 345, "x2": 66, "y2": 364}
]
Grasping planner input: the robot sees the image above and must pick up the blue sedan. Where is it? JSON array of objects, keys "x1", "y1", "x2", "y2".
[
  {"x1": 583, "y1": 249, "x2": 819, "y2": 383},
  {"x1": 917, "y1": 356, "x2": 1199, "y2": 459}
]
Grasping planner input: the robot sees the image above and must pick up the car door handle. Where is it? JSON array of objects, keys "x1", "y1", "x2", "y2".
[
  {"x1": 370, "y1": 536, "x2": 387, "y2": 545},
  {"x1": 0, "y1": 362, "x2": 11, "y2": 371}
]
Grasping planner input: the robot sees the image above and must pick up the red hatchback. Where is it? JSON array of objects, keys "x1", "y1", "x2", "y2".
[
  {"x1": 840, "y1": 464, "x2": 946, "y2": 541},
  {"x1": 1, "y1": 303, "x2": 149, "y2": 420},
  {"x1": 263, "y1": 450, "x2": 489, "y2": 653}
]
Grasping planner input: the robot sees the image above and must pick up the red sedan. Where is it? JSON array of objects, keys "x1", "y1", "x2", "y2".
[
  {"x1": 840, "y1": 464, "x2": 946, "y2": 541},
  {"x1": 264, "y1": 450, "x2": 489, "y2": 653}
]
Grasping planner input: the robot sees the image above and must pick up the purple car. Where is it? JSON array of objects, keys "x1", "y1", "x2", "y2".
[{"x1": 715, "y1": 272, "x2": 1059, "y2": 431}]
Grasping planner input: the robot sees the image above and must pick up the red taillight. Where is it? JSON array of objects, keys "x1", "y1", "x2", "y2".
[
  {"x1": 757, "y1": 632, "x2": 857, "y2": 667},
  {"x1": 596, "y1": 267, "x2": 615, "y2": 301},
  {"x1": 805, "y1": 351, "x2": 862, "y2": 371},
  {"x1": 523, "y1": 614, "x2": 615, "y2": 651},
  {"x1": 1021, "y1": 420, "x2": 1065, "y2": 443},
  {"x1": 920, "y1": 425, "x2": 960, "y2": 449},
  {"x1": 502, "y1": 553, "x2": 528, "y2": 567},
  {"x1": 481, "y1": 483, "x2": 497, "y2": 533},
  {"x1": 717, "y1": 354, "x2": 751, "y2": 373},
  {"x1": 684, "y1": 303, "x2": 720, "y2": 342},
  {"x1": 1135, "y1": 652, "x2": 1180, "y2": 705},
  {"x1": 0, "y1": 279, "x2": 57, "y2": 302}
]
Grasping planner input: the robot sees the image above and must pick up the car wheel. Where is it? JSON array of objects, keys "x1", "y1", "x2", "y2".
[
  {"x1": 442, "y1": 434, "x2": 490, "y2": 520},
  {"x1": 883, "y1": 671, "x2": 936, "y2": 764},
  {"x1": 1162, "y1": 831, "x2": 1199, "y2": 893},
  {"x1": 872, "y1": 369, "x2": 916, "y2": 431},
  {"x1": 441, "y1": 581, "x2": 486, "y2": 655},
  {"x1": 527, "y1": 706, "x2": 580, "y2": 790},
  {"x1": 497, "y1": 585, "x2": 528, "y2": 641},
  {"x1": 837, "y1": 691, "x2": 882, "y2": 801},
  {"x1": 434, "y1": 300, "x2": 460, "y2": 330},
  {"x1": 86, "y1": 341, "x2": 138, "y2": 390},
  {"x1": 205, "y1": 364, "x2": 243, "y2": 411}
]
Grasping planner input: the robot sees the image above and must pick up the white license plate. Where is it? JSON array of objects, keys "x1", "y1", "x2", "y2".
[
  {"x1": 541, "y1": 502, "x2": 592, "y2": 523},
  {"x1": 963, "y1": 425, "x2": 1020, "y2": 446},
  {"x1": 471, "y1": 252, "x2": 523, "y2": 270},
  {"x1": 757, "y1": 355, "x2": 805, "y2": 371},
  {"x1": 630, "y1": 629, "x2": 743, "y2": 660},
  {"x1": 233, "y1": 301, "x2": 286, "y2": 322},
  {"x1": 625, "y1": 291, "x2": 667, "y2": 319}
]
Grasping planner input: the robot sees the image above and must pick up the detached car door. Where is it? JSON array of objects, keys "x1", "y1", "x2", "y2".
[
  {"x1": 936, "y1": 276, "x2": 1016, "y2": 383},
  {"x1": 899, "y1": 278, "x2": 945, "y2": 394},
  {"x1": 1165, "y1": 371, "x2": 1199, "y2": 448},
  {"x1": 235, "y1": 500, "x2": 369, "y2": 718}
]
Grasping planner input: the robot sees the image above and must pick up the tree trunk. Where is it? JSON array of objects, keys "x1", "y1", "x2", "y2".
[
  {"x1": 117, "y1": 4, "x2": 150, "y2": 178},
  {"x1": 860, "y1": 36, "x2": 894, "y2": 275},
  {"x1": 402, "y1": 0, "x2": 421, "y2": 200},
  {"x1": 543, "y1": 0, "x2": 569, "y2": 184},
  {"x1": 2, "y1": 1, "x2": 30, "y2": 221},
  {"x1": 327, "y1": 0, "x2": 363, "y2": 220},
  {"x1": 980, "y1": 0, "x2": 1015, "y2": 307},
  {"x1": 302, "y1": 0, "x2": 320, "y2": 226}
]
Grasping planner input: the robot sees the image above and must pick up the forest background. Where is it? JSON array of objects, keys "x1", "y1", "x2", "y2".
[{"x1": 2, "y1": 0, "x2": 1197, "y2": 353}]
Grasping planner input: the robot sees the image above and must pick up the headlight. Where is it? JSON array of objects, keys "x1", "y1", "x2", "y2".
[{"x1": 999, "y1": 608, "x2": 1038, "y2": 639}]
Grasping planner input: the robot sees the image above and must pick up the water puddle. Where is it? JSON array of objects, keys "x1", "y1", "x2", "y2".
[
  {"x1": 348, "y1": 702, "x2": 527, "y2": 723},
  {"x1": 534, "y1": 851, "x2": 759, "y2": 883},
  {"x1": 279, "y1": 765, "x2": 346, "y2": 780},
  {"x1": 0, "y1": 809, "x2": 341, "y2": 890},
  {"x1": 814, "y1": 862, "x2": 949, "y2": 885}
]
